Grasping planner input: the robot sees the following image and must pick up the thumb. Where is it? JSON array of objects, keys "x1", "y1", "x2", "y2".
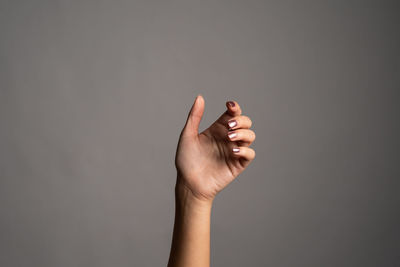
[{"x1": 182, "y1": 94, "x2": 205, "y2": 137}]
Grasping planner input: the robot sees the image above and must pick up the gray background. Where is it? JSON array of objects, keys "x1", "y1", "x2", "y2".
[{"x1": 1, "y1": 0, "x2": 399, "y2": 266}]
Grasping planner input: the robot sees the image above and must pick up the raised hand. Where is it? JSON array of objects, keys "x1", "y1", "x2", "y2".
[{"x1": 175, "y1": 95, "x2": 256, "y2": 201}]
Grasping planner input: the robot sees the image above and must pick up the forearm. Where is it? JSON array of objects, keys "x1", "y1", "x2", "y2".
[{"x1": 167, "y1": 178, "x2": 213, "y2": 267}]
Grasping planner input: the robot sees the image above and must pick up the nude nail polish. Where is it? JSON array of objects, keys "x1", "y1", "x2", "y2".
[
  {"x1": 228, "y1": 120, "x2": 237, "y2": 128},
  {"x1": 228, "y1": 132, "x2": 237, "y2": 140}
]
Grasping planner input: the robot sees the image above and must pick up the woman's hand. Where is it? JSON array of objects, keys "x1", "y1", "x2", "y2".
[
  {"x1": 175, "y1": 95, "x2": 256, "y2": 202},
  {"x1": 168, "y1": 95, "x2": 256, "y2": 267}
]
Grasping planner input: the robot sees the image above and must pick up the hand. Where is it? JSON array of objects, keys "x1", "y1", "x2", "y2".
[{"x1": 175, "y1": 95, "x2": 256, "y2": 202}]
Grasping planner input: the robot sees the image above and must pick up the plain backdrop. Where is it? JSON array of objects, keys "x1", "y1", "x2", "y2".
[{"x1": 1, "y1": 0, "x2": 399, "y2": 266}]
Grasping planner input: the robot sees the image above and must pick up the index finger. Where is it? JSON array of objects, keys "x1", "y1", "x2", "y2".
[{"x1": 226, "y1": 100, "x2": 242, "y2": 117}]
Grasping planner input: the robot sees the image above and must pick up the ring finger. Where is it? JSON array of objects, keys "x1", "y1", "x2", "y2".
[{"x1": 227, "y1": 129, "x2": 256, "y2": 146}]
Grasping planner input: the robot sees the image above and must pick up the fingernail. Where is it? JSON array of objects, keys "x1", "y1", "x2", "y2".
[
  {"x1": 233, "y1": 147, "x2": 240, "y2": 153},
  {"x1": 228, "y1": 132, "x2": 237, "y2": 140},
  {"x1": 227, "y1": 101, "x2": 235, "y2": 107},
  {"x1": 228, "y1": 120, "x2": 237, "y2": 128}
]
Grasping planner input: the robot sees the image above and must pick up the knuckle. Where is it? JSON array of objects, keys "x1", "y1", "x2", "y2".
[
  {"x1": 246, "y1": 148, "x2": 255, "y2": 159},
  {"x1": 242, "y1": 130, "x2": 253, "y2": 141},
  {"x1": 241, "y1": 115, "x2": 252, "y2": 127},
  {"x1": 249, "y1": 130, "x2": 256, "y2": 140},
  {"x1": 246, "y1": 116, "x2": 253, "y2": 127}
]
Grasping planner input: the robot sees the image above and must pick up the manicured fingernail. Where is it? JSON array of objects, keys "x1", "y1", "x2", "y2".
[
  {"x1": 228, "y1": 132, "x2": 237, "y2": 140},
  {"x1": 227, "y1": 101, "x2": 235, "y2": 107},
  {"x1": 228, "y1": 120, "x2": 237, "y2": 128},
  {"x1": 233, "y1": 147, "x2": 240, "y2": 153}
]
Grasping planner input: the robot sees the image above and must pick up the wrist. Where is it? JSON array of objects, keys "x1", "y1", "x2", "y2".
[{"x1": 175, "y1": 178, "x2": 213, "y2": 211}]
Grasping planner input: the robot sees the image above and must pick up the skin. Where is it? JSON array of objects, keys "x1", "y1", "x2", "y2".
[{"x1": 167, "y1": 95, "x2": 256, "y2": 267}]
